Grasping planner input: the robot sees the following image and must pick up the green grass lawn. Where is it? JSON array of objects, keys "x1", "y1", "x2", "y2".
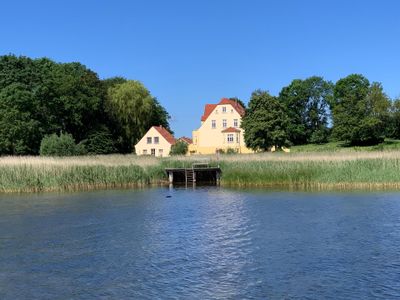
[{"x1": 290, "y1": 139, "x2": 400, "y2": 153}]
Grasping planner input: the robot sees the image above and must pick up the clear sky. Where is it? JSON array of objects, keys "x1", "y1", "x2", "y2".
[{"x1": 1, "y1": 0, "x2": 399, "y2": 137}]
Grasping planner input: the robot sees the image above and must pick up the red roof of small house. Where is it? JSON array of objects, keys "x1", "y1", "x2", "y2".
[
  {"x1": 178, "y1": 136, "x2": 193, "y2": 144},
  {"x1": 221, "y1": 127, "x2": 241, "y2": 133},
  {"x1": 200, "y1": 98, "x2": 245, "y2": 122},
  {"x1": 153, "y1": 126, "x2": 176, "y2": 144}
]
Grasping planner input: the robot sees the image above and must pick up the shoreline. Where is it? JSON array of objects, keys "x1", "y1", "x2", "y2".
[{"x1": 1, "y1": 153, "x2": 400, "y2": 193}]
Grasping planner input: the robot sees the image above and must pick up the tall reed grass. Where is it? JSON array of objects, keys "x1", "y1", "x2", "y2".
[{"x1": 1, "y1": 152, "x2": 400, "y2": 192}]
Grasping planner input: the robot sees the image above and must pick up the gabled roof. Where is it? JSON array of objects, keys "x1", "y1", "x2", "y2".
[
  {"x1": 218, "y1": 98, "x2": 245, "y2": 117},
  {"x1": 201, "y1": 104, "x2": 217, "y2": 122},
  {"x1": 178, "y1": 136, "x2": 193, "y2": 144},
  {"x1": 200, "y1": 98, "x2": 245, "y2": 122},
  {"x1": 221, "y1": 127, "x2": 241, "y2": 133},
  {"x1": 153, "y1": 126, "x2": 176, "y2": 144}
]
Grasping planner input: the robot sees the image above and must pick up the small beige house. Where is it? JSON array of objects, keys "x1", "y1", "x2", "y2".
[
  {"x1": 188, "y1": 98, "x2": 253, "y2": 155},
  {"x1": 135, "y1": 126, "x2": 176, "y2": 157}
]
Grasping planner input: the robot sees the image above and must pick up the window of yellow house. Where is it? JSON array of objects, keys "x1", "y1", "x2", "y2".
[
  {"x1": 143, "y1": 149, "x2": 148, "y2": 155},
  {"x1": 234, "y1": 119, "x2": 238, "y2": 127},
  {"x1": 151, "y1": 149, "x2": 156, "y2": 156},
  {"x1": 154, "y1": 137, "x2": 159, "y2": 144},
  {"x1": 222, "y1": 106, "x2": 227, "y2": 113},
  {"x1": 212, "y1": 120, "x2": 216, "y2": 129},
  {"x1": 222, "y1": 119, "x2": 227, "y2": 128},
  {"x1": 227, "y1": 134, "x2": 234, "y2": 143},
  {"x1": 147, "y1": 137, "x2": 152, "y2": 144}
]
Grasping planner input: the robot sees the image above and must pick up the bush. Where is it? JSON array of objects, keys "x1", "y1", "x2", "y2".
[
  {"x1": 170, "y1": 141, "x2": 188, "y2": 156},
  {"x1": 40, "y1": 133, "x2": 87, "y2": 156}
]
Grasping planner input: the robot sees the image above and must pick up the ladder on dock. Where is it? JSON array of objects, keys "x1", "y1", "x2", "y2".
[{"x1": 185, "y1": 168, "x2": 195, "y2": 184}]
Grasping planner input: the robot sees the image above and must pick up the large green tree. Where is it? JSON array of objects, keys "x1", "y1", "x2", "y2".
[
  {"x1": 106, "y1": 80, "x2": 170, "y2": 151},
  {"x1": 0, "y1": 83, "x2": 41, "y2": 154},
  {"x1": 0, "y1": 55, "x2": 106, "y2": 154},
  {"x1": 242, "y1": 90, "x2": 289, "y2": 151},
  {"x1": 279, "y1": 76, "x2": 332, "y2": 145},
  {"x1": 331, "y1": 74, "x2": 390, "y2": 145}
]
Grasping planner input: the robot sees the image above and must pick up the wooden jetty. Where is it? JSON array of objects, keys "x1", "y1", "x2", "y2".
[{"x1": 165, "y1": 163, "x2": 221, "y2": 185}]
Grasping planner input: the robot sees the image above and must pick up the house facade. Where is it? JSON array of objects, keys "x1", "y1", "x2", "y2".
[
  {"x1": 135, "y1": 126, "x2": 176, "y2": 157},
  {"x1": 188, "y1": 98, "x2": 253, "y2": 155}
]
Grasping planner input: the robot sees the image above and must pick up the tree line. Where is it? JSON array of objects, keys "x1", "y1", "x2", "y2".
[
  {"x1": 242, "y1": 74, "x2": 398, "y2": 151},
  {"x1": 1, "y1": 55, "x2": 399, "y2": 156},
  {"x1": 0, "y1": 55, "x2": 170, "y2": 155}
]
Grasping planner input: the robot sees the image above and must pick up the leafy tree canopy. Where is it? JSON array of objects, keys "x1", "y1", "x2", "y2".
[
  {"x1": 0, "y1": 55, "x2": 171, "y2": 155},
  {"x1": 279, "y1": 76, "x2": 333, "y2": 145},
  {"x1": 106, "y1": 80, "x2": 170, "y2": 151},
  {"x1": 242, "y1": 90, "x2": 289, "y2": 151},
  {"x1": 332, "y1": 74, "x2": 390, "y2": 145}
]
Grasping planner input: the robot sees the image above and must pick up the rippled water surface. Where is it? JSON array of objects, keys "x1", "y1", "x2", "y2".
[{"x1": 1, "y1": 187, "x2": 400, "y2": 299}]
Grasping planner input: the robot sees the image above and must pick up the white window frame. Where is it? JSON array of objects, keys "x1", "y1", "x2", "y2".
[
  {"x1": 227, "y1": 134, "x2": 234, "y2": 143},
  {"x1": 222, "y1": 119, "x2": 227, "y2": 128},
  {"x1": 234, "y1": 119, "x2": 238, "y2": 127},
  {"x1": 222, "y1": 106, "x2": 227, "y2": 113},
  {"x1": 212, "y1": 120, "x2": 216, "y2": 129}
]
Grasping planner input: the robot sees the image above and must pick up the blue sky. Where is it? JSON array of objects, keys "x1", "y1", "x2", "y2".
[{"x1": 1, "y1": 0, "x2": 399, "y2": 137}]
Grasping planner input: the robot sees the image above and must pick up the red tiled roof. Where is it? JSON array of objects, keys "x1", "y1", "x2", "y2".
[
  {"x1": 200, "y1": 98, "x2": 245, "y2": 122},
  {"x1": 218, "y1": 98, "x2": 245, "y2": 117},
  {"x1": 178, "y1": 137, "x2": 193, "y2": 144},
  {"x1": 201, "y1": 104, "x2": 217, "y2": 122},
  {"x1": 221, "y1": 127, "x2": 241, "y2": 133},
  {"x1": 153, "y1": 126, "x2": 176, "y2": 145}
]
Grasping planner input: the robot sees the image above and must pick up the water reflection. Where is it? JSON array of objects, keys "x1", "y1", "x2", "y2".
[{"x1": 0, "y1": 188, "x2": 400, "y2": 299}]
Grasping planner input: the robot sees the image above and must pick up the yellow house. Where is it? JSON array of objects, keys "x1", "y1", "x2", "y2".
[
  {"x1": 135, "y1": 126, "x2": 176, "y2": 157},
  {"x1": 188, "y1": 98, "x2": 253, "y2": 155}
]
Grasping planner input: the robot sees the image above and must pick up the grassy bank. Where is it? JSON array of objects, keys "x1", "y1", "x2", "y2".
[
  {"x1": 0, "y1": 155, "x2": 166, "y2": 192},
  {"x1": 2, "y1": 151, "x2": 400, "y2": 192}
]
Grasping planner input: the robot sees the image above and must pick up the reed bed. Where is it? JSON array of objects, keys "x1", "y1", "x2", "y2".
[
  {"x1": 219, "y1": 158, "x2": 400, "y2": 190},
  {"x1": 1, "y1": 151, "x2": 400, "y2": 192}
]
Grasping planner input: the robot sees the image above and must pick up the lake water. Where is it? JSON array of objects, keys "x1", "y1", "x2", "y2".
[{"x1": 0, "y1": 187, "x2": 400, "y2": 299}]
